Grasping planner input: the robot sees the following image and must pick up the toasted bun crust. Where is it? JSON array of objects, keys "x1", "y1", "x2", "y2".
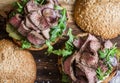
[
  {"x1": 74, "y1": 0, "x2": 120, "y2": 39},
  {"x1": 0, "y1": 39, "x2": 36, "y2": 83}
]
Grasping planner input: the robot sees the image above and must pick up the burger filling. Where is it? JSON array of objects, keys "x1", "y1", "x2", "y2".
[
  {"x1": 6, "y1": 0, "x2": 67, "y2": 48},
  {"x1": 62, "y1": 34, "x2": 119, "y2": 83}
]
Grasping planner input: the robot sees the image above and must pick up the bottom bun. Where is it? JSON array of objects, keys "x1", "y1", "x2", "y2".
[
  {"x1": 0, "y1": 39, "x2": 36, "y2": 83},
  {"x1": 13, "y1": 37, "x2": 60, "y2": 51}
]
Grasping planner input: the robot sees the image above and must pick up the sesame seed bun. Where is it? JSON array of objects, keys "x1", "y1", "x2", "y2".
[
  {"x1": 0, "y1": 39, "x2": 36, "y2": 83},
  {"x1": 74, "y1": 0, "x2": 120, "y2": 39}
]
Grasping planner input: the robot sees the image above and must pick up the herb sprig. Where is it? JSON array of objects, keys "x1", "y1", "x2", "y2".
[
  {"x1": 96, "y1": 44, "x2": 117, "y2": 80},
  {"x1": 46, "y1": 28, "x2": 75, "y2": 57},
  {"x1": 50, "y1": 8, "x2": 67, "y2": 42},
  {"x1": 99, "y1": 44, "x2": 117, "y2": 61},
  {"x1": 46, "y1": 6, "x2": 75, "y2": 57},
  {"x1": 9, "y1": 0, "x2": 45, "y2": 17},
  {"x1": 21, "y1": 39, "x2": 31, "y2": 49}
]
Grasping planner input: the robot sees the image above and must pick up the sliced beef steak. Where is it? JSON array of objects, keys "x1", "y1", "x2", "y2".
[
  {"x1": 39, "y1": 16, "x2": 50, "y2": 30},
  {"x1": 29, "y1": 11, "x2": 41, "y2": 27},
  {"x1": 25, "y1": 0, "x2": 39, "y2": 13},
  {"x1": 9, "y1": 14, "x2": 22, "y2": 28},
  {"x1": 18, "y1": 21, "x2": 30, "y2": 36},
  {"x1": 75, "y1": 67, "x2": 88, "y2": 83},
  {"x1": 63, "y1": 34, "x2": 101, "y2": 83},
  {"x1": 25, "y1": 16, "x2": 40, "y2": 33},
  {"x1": 77, "y1": 63, "x2": 97, "y2": 83},
  {"x1": 28, "y1": 11, "x2": 50, "y2": 30},
  {"x1": 42, "y1": 28, "x2": 50, "y2": 39},
  {"x1": 42, "y1": 8, "x2": 57, "y2": 23},
  {"x1": 73, "y1": 38, "x2": 84, "y2": 49},
  {"x1": 63, "y1": 55, "x2": 73, "y2": 75},
  {"x1": 77, "y1": 34, "x2": 100, "y2": 68},
  {"x1": 27, "y1": 31, "x2": 45, "y2": 45},
  {"x1": 104, "y1": 40, "x2": 113, "y2": 49}
]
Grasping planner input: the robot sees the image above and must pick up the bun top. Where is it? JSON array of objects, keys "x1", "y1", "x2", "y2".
[
  {"x1": 0, "y1": 39, "x2": 36, "y2": 83},
  {"x1": 74, "y1": 0, "x2": 120, "y2": 39}
]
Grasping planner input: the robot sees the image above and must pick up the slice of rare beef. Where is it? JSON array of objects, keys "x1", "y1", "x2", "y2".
[
  {"x1": 9, "y1": 14, "x2": 22, "y2": 28},
  {"x1": 42, "y1": 28, "x2": 50, "y2": 39},
  {"x1": 64, "y1": 34, "x2": 101, "y2": 83},
  {"x1": 27, "y1": 30, "x2": 45, "y2": 45},
  {"x1": 18, "y1": 21, "x2": 30, "y2": 36},
  {"x1": 25, "y1": 0, "x2": 39, "y2": 13},
  {"x1": 29, "y1": 11, "x2": 41, "y2": 27},
  {"x1": 25, "y1": 16, "x2": 40, "y2": 33}
]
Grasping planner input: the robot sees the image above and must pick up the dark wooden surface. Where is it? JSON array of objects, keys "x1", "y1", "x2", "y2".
[{"x1": 1, "y1": 15, "x2": 120, "y2": 83}]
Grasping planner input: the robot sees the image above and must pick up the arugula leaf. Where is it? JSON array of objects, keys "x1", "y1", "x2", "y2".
[
  {"x1": 46, "y1": 6, "x2": 68, "y2": 56},
  {"x1": 106, "y1": 44, "x2": 117, "y2": 58},
  {"x1": 97, "y1": 44, "x2": 117, "y2": 80},
  {"x1": 54, "y1": 5, "x2": 63, "y2": 10},
  {"x1": 46, "y1": 40, "x2": 53, "y2": 54},
  {"x1": 116, "y1": 48, "x2": 120, "y2": 61},
  {"x1": 99, "y1": 49, "x2": 109, "y2": 59},
  {"x1": 50, "y1": 8, "x2": 67, "y2": 42},
  {"x1": 35, "y1": 0, "x2": 46, "y2": 4},
  {"x1": 96, "y1": 67, "x2": 105, "y2": 80},
  {"x1": 96, "y1": 64, "x2": 113, "y2": 80},
  {"x1": 21, "y1": 40, "x2": 31, "y2": 49},
  {"x1": 99, "y1": 44, "x2": 117, "y2": 62},
  {"x1": 10, "y1": 0, "x2": 45, "y2": 17},
  {"x1": 46, "y1": 28, "x2": 75, "y2": 57}
]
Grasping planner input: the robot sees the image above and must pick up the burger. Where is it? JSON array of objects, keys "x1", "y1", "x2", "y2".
[
  {"x1": 6, "y1": 0, "x2": 67, "y2": 50},
  {"x1": 74, "y1": 0, "x2": 120, "y2": 39},
  {"x1": 61, "y1": 33, "x2": 120, "y2": 83},
  {"x1": 0, "y1": 39, "x2": 36, "y2": 83}
]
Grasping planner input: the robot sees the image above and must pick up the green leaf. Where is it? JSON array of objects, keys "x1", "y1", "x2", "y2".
[
  {"x1": 49, "y1": 8, "x2": 67, "y2": 42},
  {"x1": 96, "y1": 67, "x2": 104, "y2": 80},
  {"x1": 16, "y1": 2, "x2": 23, "y2": 9},
  {"x1": 62, "y1": 72, "x2": 70, "y2": 83},
  {"x1": 97, "y1": 44, "x2": 117, "y2": 80},
  {"x1": 53, "y1": 49, "x2": 72, "y2": 57},
  {"x1": 46, "y1": 29, "x2": 74, "y2": 57},
  {"x1": 59, "y1": 9, "x2": 67, "y2": 22},
  {"x1": 116, "y1": 48, "x2": 120, "y2": 61},
  {"x1": 99, "y1": 49, "x2": 108, "y2": 59},
  {"x1": 6, "y1": 24, "x2": 23, "y2": 40},
  {"x1": 46, "y1": 40, "x2": 53, "y2": 53},
  {"x1": 54, "y1": 5, "x2": 63, "y2": 10},
  {"x1": 35, "y1": 0, "x2": 46, "y2": 4},
  {"x1": 21, "y1": 40, "x2": 31, "y2": 49},
  {"x1": 99, "y1": 44, "x2": 117, "y2": 61}
]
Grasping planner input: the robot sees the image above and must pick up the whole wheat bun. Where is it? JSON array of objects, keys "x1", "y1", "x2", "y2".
[
  {"x1": 0, "y1": 39, "x2": 36, "y2": 83},
  {"x1": 74, "y1": 0, "x2": 120, "y2": 39}
]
